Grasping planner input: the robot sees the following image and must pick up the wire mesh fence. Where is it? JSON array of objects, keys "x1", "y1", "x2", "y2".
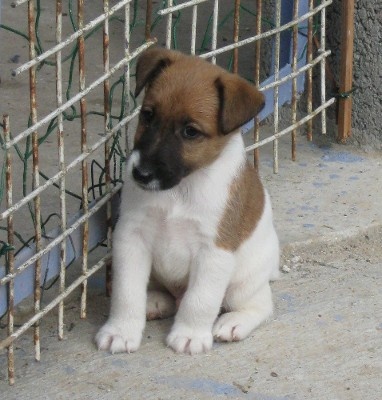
[{"x1": 0, "y1": 0, "x2": 334, "y2": 384}]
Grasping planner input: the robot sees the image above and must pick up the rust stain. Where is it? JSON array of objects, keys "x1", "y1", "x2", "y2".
[
  {"x1": 232, "y1": 0, "x2": 240, "y2": 74},
  {"x1": 291, "y1": 0, "x2": 299, "y2": 161},
  {"x1": 306, "y1": 0, "x2": 314, "y2": 142},
  {"x1": 4, "y1": 114, "x2": 15, "y2": 385},
  {"x1": 145, "y1": 0, "x2": 153, "y2": 41},
  {"x1": 253, "y1": 0, "x2": 262, "y2": 169}
]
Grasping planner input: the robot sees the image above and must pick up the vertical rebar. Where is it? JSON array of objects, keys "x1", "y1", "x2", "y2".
[
  {"x1": 28, "y1": 0, "x2": 42, "y2": 362},
  {"x1": 4, "y1": 114, "x2": 15, "y2": 385},
  {"x1": 103, "y1": 0, "x2": 113, "y2": 297},
  {"x1": 113, "y1": 0, "x2": 131, "y2": 296},
  {"x1": 56, "y1": 0, "x2": 67, "y2": 341},
  {"x1": 145, "y1": 0, "x2": 152, "y2": 41},
  {"x1": 232, "y1": 0, "x2": 240, "y2": 73},
  {"x1": 253, "y1": 0, "x2": 262, "y2": 169},
  {"x1": 78, "y1": 0, "x2": 89, "y2": 319},
  {"x1": 273, "y1": 0, "x2": 281, "y2": 173},
  {"x1": 191, "y1": 4, "x2": 198, "y2": 55},
  {"x1": 123, "y1": 2, "x2": 131, "y2": 162},
  {"x1": 306, "y1": 0, "x2": 313, "y2": 141},
  {"x1": 320, "y1": 1, "x2": 327, "y2": 135},
  {"x1": 291, "y1": 0, "x2": 299, "y2": 161},
  {"x1": 211, "y1": 0, "x2": 219, "y2": 64},
  {"x1": 166, "y1": 0, "x2": 173, "y2": 49}
]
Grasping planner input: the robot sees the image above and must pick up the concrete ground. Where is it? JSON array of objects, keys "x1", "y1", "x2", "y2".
[{"x1": 0, "y1": 135, "x2": 381, "y2": 399}]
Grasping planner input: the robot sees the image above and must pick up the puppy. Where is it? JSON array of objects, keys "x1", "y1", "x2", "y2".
[{"x1": 96, "y1": 47, "x2": 279, "y2": 355}]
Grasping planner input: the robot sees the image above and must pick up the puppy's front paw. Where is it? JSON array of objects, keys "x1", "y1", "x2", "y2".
[
  {"x1": 95, "y1": 320, "x2": 143, "y2": 354},
  {"x1": 166, "y1": 324, "x2": 213, "y2": 355},
  {"x1": 213, "y1": 311, "x2": 256, "y2": 342}
]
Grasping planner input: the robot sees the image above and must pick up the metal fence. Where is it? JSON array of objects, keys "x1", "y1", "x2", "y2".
[{"x1": 0, "y1": 0, "x2": 334, "y2": 384}]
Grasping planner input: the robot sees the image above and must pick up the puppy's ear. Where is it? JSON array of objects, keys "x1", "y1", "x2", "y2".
[
  {"x1": 135, "y1": 47, "x2": 180, "y2": 97},
  {"x1": 215, "y1": 74, "x2": 265, "y2": 135}
]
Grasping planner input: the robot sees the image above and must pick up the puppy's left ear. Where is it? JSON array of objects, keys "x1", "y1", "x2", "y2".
[
  {"x1": 134, "y1": 47, "x2": 181, "y2": 97},
  {"x1": 215, "y1": 74, "x2": 265, "y2": 135}
]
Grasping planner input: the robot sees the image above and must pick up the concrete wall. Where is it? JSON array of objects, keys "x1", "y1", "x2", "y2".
[{"x1": 326, "y1": 0, "x2": 382, "y2": 150}]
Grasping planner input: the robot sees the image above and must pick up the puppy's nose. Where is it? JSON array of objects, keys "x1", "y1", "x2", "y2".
[{"x1": 132, "y1": 166, "x2": 154, "y2": 185}]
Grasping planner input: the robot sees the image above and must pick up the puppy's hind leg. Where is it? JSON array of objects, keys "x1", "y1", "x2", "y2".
[
  {"x1": 146, "y1": 290, "x2": 176, "y2": 320},
  {"x1": 213, "y1": 283, "x2": 273, "y2": 342}
]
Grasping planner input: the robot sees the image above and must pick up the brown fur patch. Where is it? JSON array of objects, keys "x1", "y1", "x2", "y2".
[{"x1": 216, "y1": 163, "x2": 265, "y2": 251}]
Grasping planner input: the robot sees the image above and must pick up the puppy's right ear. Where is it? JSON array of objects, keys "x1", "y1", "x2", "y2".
[{"x1": 134, "y1": 47, "x2": 180, "y2": 97}]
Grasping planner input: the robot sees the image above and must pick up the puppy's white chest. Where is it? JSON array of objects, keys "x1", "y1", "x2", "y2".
[{"x1": 151, "y1": 213, "x2": 201, "y2": 291}]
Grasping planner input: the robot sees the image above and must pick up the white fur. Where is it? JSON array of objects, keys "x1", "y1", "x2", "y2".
[{"x1": 95, "y1": 131, "x2": 279, "y2": 354}]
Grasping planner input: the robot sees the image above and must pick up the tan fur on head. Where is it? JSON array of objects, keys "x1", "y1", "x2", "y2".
[
  {"x1": 134, "y1": 47, "x2": 182, "y2": 97},
  {"x1": 135, "y1": 47, "x2": 265, "y2": 134}
]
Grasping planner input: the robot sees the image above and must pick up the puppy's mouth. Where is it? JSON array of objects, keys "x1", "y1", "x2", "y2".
[{"x1": 135, "y1": 179, "x2": 161, "y2": 191}]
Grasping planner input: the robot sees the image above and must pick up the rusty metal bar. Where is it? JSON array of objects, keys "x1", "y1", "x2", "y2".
[
  {"x1": 77, "y1": 0, "x2": 89, "y2": 320},
  {"x1": 4, "y1": 114, "x2": 15, "y2": 385},
  {"x1": 210, "y1": 0, "x2": 219, "y2": 64},
  {"x1": 27, "y1": 0, "x2": 42, "y2": 362},
  {"x1": 191, "y1": 4, "x2": 198, "y2": 55},
  {"x1": 273, "y1": 0, "x2": 281, "y2": 173},
  {"x1": 145, "y1": 0, "x2": 153, "y2": 41},
  {"x1": 110, "y1": 0, "x2": 132, "y2": 294},
  {"x1": 306, "y1": 0, "x2": 313, "y2": 141},
  {"x1": 123, "y1": 3, "x2": 132, "y2": 173},
  {"x1": 114, "y1": 1, "x2": 132, "y2": 296},
  {"x1": 291, "y1": 0, "x2": 299, "y2": 161},
  {"x1": 55, "y1": 0, "x2": 67, "y2": 342},
  {"x1": 103, "y1": 0, "x2": 113, "y2": 297},
  {"x1": 320, "y1": 1, "x2": 327, "y2": 135},
  {"x1": 232, "y1": 0, "x2": 240, "y2": 74},
  {"x1": 253, "y1": 0, "x2": 262, "y2": 169},
  {"x1": 337, "y1": 0, "x2": 355, "y2": 143},
  {"x1": 103, "y1": 0, "x2": 111, "y2": 188}
]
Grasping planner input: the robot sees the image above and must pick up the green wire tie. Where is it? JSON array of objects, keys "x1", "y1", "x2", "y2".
[{"x1": 334, "y1": 87, "x2": 358, "y2": 99}]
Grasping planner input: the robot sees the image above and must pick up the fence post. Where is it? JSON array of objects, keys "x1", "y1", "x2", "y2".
[{"x1": 337, "y1": 0, "x2": 355, "y2": 143}]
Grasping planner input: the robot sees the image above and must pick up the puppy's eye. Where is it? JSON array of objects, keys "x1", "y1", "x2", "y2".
[
  {"x1": 182, "y1": 126, "x2": 201, "y2": 139},
  {"x1": 140, "y1": 108, "x2": 154, "y2": 124}
]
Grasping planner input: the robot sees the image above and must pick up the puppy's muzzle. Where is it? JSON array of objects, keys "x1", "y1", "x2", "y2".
[
  {"x1": 132, "y1": 165, "x2": 154, "y2": 186},
  {"x1": 128, "y1": 150, "x2": 160, "y2": 191},
  {"x1": 128, "y1": 146, "x2": 185, "y2": 191}
]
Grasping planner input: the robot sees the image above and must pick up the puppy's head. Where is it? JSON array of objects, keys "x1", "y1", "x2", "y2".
[{"x1": 130, "y1": 47, "x2": 264, "y2": 191}]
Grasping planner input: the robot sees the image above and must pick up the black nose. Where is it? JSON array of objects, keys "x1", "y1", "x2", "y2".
[{"x1": 132, "y1": 166, "x2": 154, "y2": 185}]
